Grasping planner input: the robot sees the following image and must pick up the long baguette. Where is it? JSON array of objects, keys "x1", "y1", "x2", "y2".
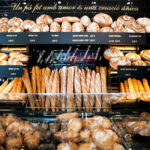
[
  {"x1": 0, "y1": 80, "x2": 8, "y2": 93},
  {"x1": 81, "y1": 69, "x2": 90, "y2": 112},
  {"x1": 22, "y1": 68, "x2": 36, "y2": 111},
  {"x1": 127, "y1": 78, "x2": 136, "y2": 100},
  {"x1": 31, "y1": 66, "x2": 36, "y2": 93},
  {"x1": 132, "y1": 78, "x2": 140, "y2": 99},
  {"x1": 142, "y1": 78, "x2": 150, "y2": 101},
  {"x1": 95, "y1": 73, "x2": 102, "y2": 112},
  {"x1": 67, "y1": 66, "x2": 75, "y2": 112},
  {"x1": 74, "y1": 68, "x2": 82, "y2": 111},
  {"x1": 60, "y1": 66, "x2": 67, "y2": 111},
  {"x1": 89, "y1": 70, "x2": 96, "y2": 111},
  {"x1": 100, "y1": 67, "x2": 109, "y2": 112},
  {"x1": 41, "y1": 68, "x2": 46, "y2": 109}
]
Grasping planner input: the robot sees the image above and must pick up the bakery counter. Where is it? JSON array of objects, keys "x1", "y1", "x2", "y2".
[{"x1": 0, "y1": 32, "x2": 148, "y2": 45}]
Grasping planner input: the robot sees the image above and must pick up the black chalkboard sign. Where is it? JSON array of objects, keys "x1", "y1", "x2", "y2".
[{"x1": 0, "y1": 65, "x2": 23, "y2": 78}]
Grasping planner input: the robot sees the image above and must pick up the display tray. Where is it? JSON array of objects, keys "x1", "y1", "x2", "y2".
[
  {"x1": 111, "y1": 115, "x2": 150, "y2": 150},
  {"x1": 0, "y1": 32, "x2": 148, "y2": 45}
]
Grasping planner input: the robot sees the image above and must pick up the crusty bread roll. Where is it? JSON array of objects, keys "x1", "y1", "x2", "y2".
[
  {"x1": 117, "y1": 15, "x2": 135, "y2": 26},
  {"x1": 100, "y1": 27, "x2": 113, "y2": 32},
  {"x1": 0, "y1": 53, "x2": 8, "y2": 60},
  {"x1": 72, "y1": 22, "x2": 84, "y2": 32},
  {"x1": 132, "y1": 60, "x2": 147, "y2": 66},
  {"x1": 23, "y1": 20, "x2": 35, "y2": 31},
  {"x1": 36, "y1": 14, "x2": 53, "y2": 25},
  {"x1": 125, "y1": 53, "x2": 141, "y2": 62},
  {"x1": 111, "y1": 21, "x2": 122, "y2": 29},
  {"x1": 93, "y1": 13, "x2": 113, "y2": 27},
  {"x1": 8, "y1": 26, "x2": 24, "y2": 32},
  {"x1": 140, "y1": 50, "x2": 150, "y2": 61},
  {"x1": 103, "y1": 48, "x2": 124, "y2": 60},
  {"x1": 86, "y1": 22, "x2": 100, "y2": 32},
  {"x1": 57, "y1": 142, "x2": 78, "y2": 150},
  {"x1": 54, "y1": 18, "x2": 63, "y2": 23},
  {"x1": 109, "y1": 56, "x2": 131, "y2": 70},
  {"x1": 8, "y1": 17, "x2": 23, "y2": 27},
  {"x1": 0, "y1": 24, "x2": 9, "y2": 32},
  {"x1": 136, "y1": 17, "x2": 150, "y2": 27},
  {"x1": 61, "y1": 21, "x2": 72, "y2": 32},
  {"x1": 0, "y1": 17, "x2": 8, "y2": 24},
  {"x1": 80, "y1": 15, "x2": 91, "y2": 27},
  {"x1": 50, "y1": 22, "x2": 61, "y2": 32},
  {"x1": 126, "y1": 22, "x2": 145, "y2": 33}
]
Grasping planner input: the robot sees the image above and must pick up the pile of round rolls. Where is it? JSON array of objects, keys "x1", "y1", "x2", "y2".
[
  {"x1": 104, "y1": 48, "x2": 150, "y2": 70},
  {"x1": 55, "y1": 112, "x2": 125, "y2": 150},
  {"x1": 0, "y1": 13, "x2": 150, "y2": 33}
]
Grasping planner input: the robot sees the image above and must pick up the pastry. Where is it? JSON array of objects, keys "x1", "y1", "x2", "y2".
[
  {"x1": 93, "y1": 13, "x2": 113, "y2": 27},
  {"x1": 24, "y1": 131, "x2": 40, "y2": 149},
  {"x1": 61, "y1": 21, "x2": 72, "y2": 32},
  {"x1": 126, "y1": 22, "x2": 145, "y2": 33},
  {"x1": 67, "y1": 118, "x2": 82, "y2": 132},
  {"x1": 23, "y1": 20, "x2": 35, "y2": 31},
  {"x1": 57, "y1": 142, "x2": 78, "y2": 150},
  {"x1": 80, "y1": 15, "x2": 91, "y2": 27},
  {"x1": 74, "y1": 68, "x2": 82, "y2": 111},
  {"x1": 50, "y1": 22, "x2": 61, "y2": 32},
  {"x1": 56, "y1": 112, "x2": 78, "y2": 122},
  {"x1": 114, "y1": 26, "x2": 127, "y2": 32},
  {"x1": 62, "y1": 16, "x2": 80, "y2": 22},
  {"x1": 125, "y1": 53, "x2": 141, "y2": 62},
  {"x1": 100, "y1": 27, "x2": 113, "y2": 32},
  {"x1": 117, "y1": 15, "x2": 135, "y2": 26},
  {"x1": 103, "y1": 48, "x2": 124, "y2": 60},
  {"x1": 80, "y1": 129, "x2": 91, "y2": 143},
  {"x1": 109, "y1": 56, "x2": 131, "y2": 70},
  {"x1": 54, "y1": 131, "x2": 80, "y2": 142},
  {"x1": 111, "y1": 21, "x2": 122, "y2": 29},
  {"x1": 136, "y1": 17, "x2": 150, "y2": 27},
  {"x1": 86, "y1": 22, "x2": 100, "y2": 32},
  {"x1": 36, "y1": 14, "x2": 53, "y2": 25},
  {"x1": 6, "y1": 133, "x2": 23, "y2": 150},
  {"x1": 132, "y1": 60, "x2": 147, "y2": 66},
  {"x1": 72, "y1": 22, "x2": 84, "y2": 32},
  {"x1": 0, "y1": 126, "x2": 6, "y2": 145},
  {"x1": 95, "y1": 73, "x2": 102, "y2": 112},
  {"x1": 8, "y1": 26, "x2": 24, "y2": 32},
  {"x1": 140, "y1": 50, "x2": 150, "y2": 61},
  {"x1": 8, "y1": 17, "x2": 23, "y2": 27}
]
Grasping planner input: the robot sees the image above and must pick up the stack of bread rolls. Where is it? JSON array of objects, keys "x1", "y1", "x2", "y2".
[
  {"x1": 55, "y1": 112, "x2": 125, "y2": 150},
  {"x1": 1, "y1": 13, "x2": 150, "y2": 32},
  {"x1": 0, "y1": 52, "x2": 28, "y2": 65},
  {"x1": 104, "y1": 48, "x2": 150, "y2": 69},
  {"x1": 120, "y1": 78, "x2": 150, "y2": 102},
  {"x1": 23, "y1": 66, "x2": 109, "y2": 112}
]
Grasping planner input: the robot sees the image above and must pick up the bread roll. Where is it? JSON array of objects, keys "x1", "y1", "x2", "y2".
[
  {"x1": 132, "y1": 60, "x2": 147, "y2": 66},
  {"x1": 62, "y1": 16, "x2": 80, "y2": 22},
  {"x1": 8, "y1": 17, "x2": 23, "y2": 27},
  {"x1": 103, "y1": 48, "x2": 124, "y2": 60},
  {"x1": 136, "y1": 17, "x2": 150, "y2": 27},
  {"x1": 100, "y1": 27, "x2": 113, "y2": 32},
  {"x1": 61, "y1": 21, "x2": 72, "y2": 32},
  {"x1": 50, "y1": 22, "x2": 61, "y2": 32},
  {"x1": 86, "y1": 22, "x2": 100, "y2": 32},
  {"x1": 80, "y1": 15, "x2": 91, "y2": 27},
  {"x1": 117, "y1": 15, "x2": 135, "y2": 26},
  {"x1": 36, "y1": 14, "x2": 53, "y2": 25},
  {"x1": 72, "y1": 22, "x2": 84, "y2": 32},
  {"x1": 140, "y1": 50, "x2": 150, "y2": 61},
  {"x1": 23, "y1": 20, "x2": 35, "y2": 31},
  {"x1": 0, "y1": 53, "x2": 8, "y2": 60},
  {"x1": 8, "y1": 26, "x2": 24, "y2": 32},
  {"x1": 125, "y1": 53, "x2": 141, "y2": 62},
  {"x1": 93, "y1": 13, "x2": 113, "y2": 27}
]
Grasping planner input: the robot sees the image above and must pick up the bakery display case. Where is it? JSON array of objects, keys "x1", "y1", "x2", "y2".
[{"x1": 0, "y1": 0, "x2": 150, "y2": 149}]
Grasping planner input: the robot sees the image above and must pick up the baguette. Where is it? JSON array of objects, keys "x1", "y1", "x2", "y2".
[
  {"x1": 31, "y1": 66, "x2": 36, "y2": 93},
  {"x1": 45, "y1": 69, "x2": 54, "y2": 112},
  {"x1": 127, "y1": 78, "x2": 136, "y2": 100},
  {"x1": 41, "y1": 68, "x2": 46, "y2": 109},
  {"x1": 56, "y1": 70, "x2": 60, "y2": 112},
  {"x1": 67, "y1": 66, "x2": 75, "y2": 112},
  {"x1": 137, "y1": 80, "x2": 147, "y2": 101},
  {"x1": 22, "y1": 68, "x2": 36, "y2": 111},
  {"x1": 74, "y1": 68, "x2": 82, "y2": 111},
  {"x1": 100, "y1": 67, "x2": 109, "y2": 112},
  {"x1": 45, "y1": 67, "x2": 51, "y2": 93},
  {"x1": 60, "y1": 66, "x2": 67, "y2": 111},
  {"x1": 0, "y1": 80, "x2": 8, "y2": 93},
  {"x1": 95, "y1": 73, "x2": 102, "y2": 112},
  {"x1": 132, "y1": 78, "x2": 140, "y2": 99},
  {"x1": 81, "y1": 69, "x2": 90, "y2": 112},
  {"x1": 142, "y1": 78, "x2": 150, "y2": 101},
  {"x1": 120, "y1": 82, "x2": 126, "y2": 100},
  {"x1": 86, "y1": 69, "x2": 91, "y2": 93},
  {"x1": 96, "y1": 66, "x2": 100, "y2": 73},
  {"x1": 89, "y1": 70, "x2": 96, "y2": 111}
]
